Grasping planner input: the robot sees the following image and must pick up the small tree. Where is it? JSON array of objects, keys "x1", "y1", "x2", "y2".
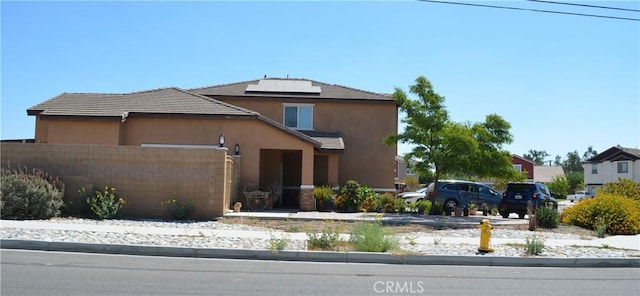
[
  {"x1": 547, "y1": 175, "x2": 570, "y2": 198},
  {"x1": 385, "y1": 76, "x2": 515, "y2": 214}
]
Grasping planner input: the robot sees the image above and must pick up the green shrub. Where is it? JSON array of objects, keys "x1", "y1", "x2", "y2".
[
  {"x1": 401, "y1": 176, "x2": 421, "y2": 192},
  {"x1": 0, "y1": 166, "x2": 65, "y2": 219},
  {"x1": 547, "y1": 175, "x2": 569, "y2": 198},
  {"x1": 562, "y1": 192, "x2": 640, "y2": 235},
  {"x1": 336, "y1": 180, "x2": 377, "y2": 211},
  {"x1": 377, "y1": 193, "x2": 396, "y2": 213},
  {"x1": 160, "y1": 198, "x2": 194, "y2": 220},
  {"x1": 82, "y1": 186, "x2": 126, "y2": 219},
  {"x1": 360, "y1": 194, "x2": 379, "y2": 212},
  {"x1": 536, "y1": 206, "x2": 559, "y2": 228},
  {"x1": 431, "y1": 202, "x2": 444, "y2": 216},
  {"x1": 525, "y1": 235, "x2": 545, "y2": 255},
  {"x1": 307, "y1": 221, "x2": 342, "y2": 251},
  {"x1": 338, "y1": 180, "x2": 364, "y2": 210},
  {"x1": 393, "y1": 198, "x2": 407, "y2": 213},
  {"x1": 595, "y1": 217, "x2": 607, "y2": 238},
  {"x1": 416, "y1": 200, "x2": 431, "y2": 214},
  {"x1": 601, "y1": 178, "x2": 640, "y2": 201},
  {"x1": 349, "y1": 220, "x2": 399, "y2": 252},
  {"x1": 314, "y1": 185, "x2": 334, "y2": 202}
]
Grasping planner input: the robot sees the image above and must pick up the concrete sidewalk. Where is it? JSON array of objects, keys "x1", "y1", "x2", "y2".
[{"x1": 1, "y1": 212, "x2": 639, "y2": 267}]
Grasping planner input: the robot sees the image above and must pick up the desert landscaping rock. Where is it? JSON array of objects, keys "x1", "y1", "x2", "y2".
[{"x1": 2, "y1": 218, "x2": 638, "y2": 258}]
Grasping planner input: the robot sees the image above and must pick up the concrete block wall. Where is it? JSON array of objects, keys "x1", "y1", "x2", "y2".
[{"x1": 0, "y1": 143, "x2": 232, "y2": 220}]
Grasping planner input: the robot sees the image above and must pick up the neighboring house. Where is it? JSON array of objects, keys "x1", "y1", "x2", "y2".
[
  {"x1": 511, "y1": 154, "x2": 534, "y2": 180},
  {"x1": 26, "y1": 78, "x2": 397, "y2": 210},
  {"x1": 533, "y1": 165, "x2": 565, "y2": 183},
  {"x1": 583, "y1": 145, "x2": 640, "y2": 193},
  {"x1": 394, "y1": 155, "x2": 418, "y2": 182}
]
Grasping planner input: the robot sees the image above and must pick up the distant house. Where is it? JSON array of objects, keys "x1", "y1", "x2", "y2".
[
  {"x1": 583, "y1": 146, "x2": 640, "y2": 192},
  {"x1": 512, "y1": 155, "x2": 534, "y2": 180},
  {"x1": 25, "y1": 78, "x2": 398, "y2": 211},
  {"x1": 533, "y1": 165, "x2": 565, "y2": 183},
  {"x1": 394, "y1": 155, "x2": 418, "y2": 182}
]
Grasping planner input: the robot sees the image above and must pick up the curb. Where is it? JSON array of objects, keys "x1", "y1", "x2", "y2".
[{"x1": 2, "y1": 239, "x2": 638, "y2": 268}]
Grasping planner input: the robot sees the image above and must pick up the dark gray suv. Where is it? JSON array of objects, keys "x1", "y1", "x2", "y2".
[{"x1": 499, "y1": 182, "x2": 558, "y2": 219}]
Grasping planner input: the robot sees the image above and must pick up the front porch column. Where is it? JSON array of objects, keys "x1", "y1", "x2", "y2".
[
  {"x1": 300, "y1": 148, "x2": 315, "y2": 211},
  {"x1": 327, "y1": 154, "x2": 339, "y2": 186}
]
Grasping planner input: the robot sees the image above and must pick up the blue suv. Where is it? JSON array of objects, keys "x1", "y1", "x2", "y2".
[
  {"x1": 499, "y1": 182, "x2": 558, "y2": 219},
  {"x1": 398, "y1": 180, "x2": 502, "y2": 209}
]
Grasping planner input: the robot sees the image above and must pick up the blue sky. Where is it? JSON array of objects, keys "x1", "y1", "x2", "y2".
[{"x1": 2, "y1": 1, "x2": 639, "y2": 162}]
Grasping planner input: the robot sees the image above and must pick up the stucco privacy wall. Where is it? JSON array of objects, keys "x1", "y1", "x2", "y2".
[{"x1": 0, "y1": 143, "x2": 232, "y2": 220}]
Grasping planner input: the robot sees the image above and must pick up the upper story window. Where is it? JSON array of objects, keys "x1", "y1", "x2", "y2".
[
  {"x1": 283, "y1": 104, "x2": 313, "y2": 130},
  {"x1": 591, "y1": 164, "x2": 598, "y2": 174},
  {"x1": 617, "y1": 162, "x2": 629, "y2": 174},
  {"x1": 513, "y1": 164, "x2": 522, "y2": 172}
]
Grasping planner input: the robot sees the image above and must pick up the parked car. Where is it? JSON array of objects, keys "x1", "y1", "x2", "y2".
[
  {"x1": 396, "y1": 187, "x2": 428, "y2": 201},
  {"x1": 499, "y1": 182, "x2": 558, "y2": 219},
  {"x1": 397, "y1": 180, "x2": 501, "y2": 210},
  {"x1": 567, "y1": 190, "x2": 594, "y2": 202}
]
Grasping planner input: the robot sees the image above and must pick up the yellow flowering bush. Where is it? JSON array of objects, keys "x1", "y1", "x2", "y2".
[
  {"x1": 561, "y1": 192, "x2": 640, "y2": 235},
  {"x1": 82, "y1": 185, "x2": 126, "y2": 219},
  {"x1": 160, "y1": 198, "x2": 194, "y2": 220}
]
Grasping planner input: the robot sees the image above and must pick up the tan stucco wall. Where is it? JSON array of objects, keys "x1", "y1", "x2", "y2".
[
  {"x1": 32, "y1": 116, "x2": 317, "y2": 197},
  {"x1": 216, "y1": 97, "x2": 397, "y2": 190},
  {"x1": 30, "y1": 94, "x2": 396, "y2": 192},
  {"x1": 1, "y1": 143, "x2": 229, "y2": 220},
  {"x1": 38, "y1": 118, "x2": 121, "y2": 145}
]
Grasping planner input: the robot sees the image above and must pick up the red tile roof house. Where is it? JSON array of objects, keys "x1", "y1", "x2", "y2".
[{"x1": 18, "y1": 78, "x2": 398, "y2": 216}]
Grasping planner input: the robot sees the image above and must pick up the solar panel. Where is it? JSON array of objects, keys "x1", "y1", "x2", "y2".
[{"x1": 245, "y1": 79, "x2": 321, "y2": 94}]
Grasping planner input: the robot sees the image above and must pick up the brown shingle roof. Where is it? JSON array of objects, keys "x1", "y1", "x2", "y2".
[
  {"x1": 27, "y1": 87, "x2": 257, "y2": 117},
  {"x1": 27, "y1": 87, "x2": 322, "y2": 148},
  {"x1": 584, "y1": 146, "x2": 640, "y2": 163},
  {"x1": 189, "y1": 78, "x2": 394, "y2": 101},
  {"x1": 300, "y1": 131, "x2": 344, "y2": 151}
]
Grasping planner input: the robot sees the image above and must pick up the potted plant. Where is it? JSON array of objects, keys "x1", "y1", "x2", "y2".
[
  {"x1": 469, "y1": 203, "x2": 477, "y2": 215},
  {"x1": 491, "y1": 207, "x2": 499, "y2": 216},
  {"x1": 314, "y1": 185, "x2": 335, "y2": 212},
  {"x1": 338, "y1": 180, "x2": 367, "y2": 212},
  {"x1": 481, "y1": 203, "x2": 489, "y2": 216}
]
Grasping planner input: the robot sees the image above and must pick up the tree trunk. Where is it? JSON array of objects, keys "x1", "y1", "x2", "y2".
[{"x1": 429, "y1": 170, "x2": 439, "y2": 215}]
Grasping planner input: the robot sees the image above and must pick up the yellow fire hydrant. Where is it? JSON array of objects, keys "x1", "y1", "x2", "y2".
[{"x1": 478, "y1": 219, "x2": 495, "y2": 253}]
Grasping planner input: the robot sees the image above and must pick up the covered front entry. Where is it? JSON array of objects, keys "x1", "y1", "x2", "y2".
[
  {"x1": 258, "y1": 149, "x2": 340, "y2": 210},
  {"x1": 259, "y1": 149, "x2": 301, "y2": 208}
]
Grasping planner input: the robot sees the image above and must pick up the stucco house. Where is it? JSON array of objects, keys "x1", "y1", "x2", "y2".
[
  {"x1": 583, "y1": 145, "x2": 640, "y2": 192},
  {"x1": 394, "y1": 155, "x2": 418, "y2": 182},
  {"x1": 533, "y1": 165, "x2": 565, "y2": 183},
  {"x1": 511, "y1": 154, "x2": 534, "y2": 180},
  {"x1": 26, "y1": 78, "x2": 397, "y2": 211}
]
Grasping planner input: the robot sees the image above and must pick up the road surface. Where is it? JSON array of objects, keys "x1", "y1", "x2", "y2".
[{"x1": 2, "y1": 250, "x2": 638, "y2": 295}]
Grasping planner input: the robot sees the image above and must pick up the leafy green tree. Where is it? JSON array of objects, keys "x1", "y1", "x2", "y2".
[
  {"x1": 384, "y1": 76, "x2": 515, "y2": 213},
  {"x1": 553, "y1": 155, "x2": 562, "y2": 166},
  {"x1": 563, "y1": 151, "x2": 583, "y2": 173},
  {"x1": 566, "y1": 171, "x2": 584, "y2": 192},
  {"x1": 582, "y1": 146, "x2": 598, "y2": 160},
  {"x1": 547, "y1": 175, "x2": 570, "y2": 198},
  {"x1": 523, "y1": 150, "x2": 549, "y2": 165}
]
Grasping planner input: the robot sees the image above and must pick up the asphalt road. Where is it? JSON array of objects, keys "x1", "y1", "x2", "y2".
[{"x1": 2, "y1": 250, "x2": 638, "y2": 296}]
